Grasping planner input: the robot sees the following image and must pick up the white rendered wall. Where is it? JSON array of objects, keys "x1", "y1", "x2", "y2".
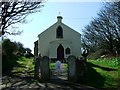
[
  {"x1": 49, "y1": 40, "x2": 72, "y2": 58},
  {"x1": 38, "y1": 17, "x2": 81, "y2": 58}
]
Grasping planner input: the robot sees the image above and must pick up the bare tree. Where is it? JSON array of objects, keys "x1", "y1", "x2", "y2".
[
  {"x1": 82, "y1": 2, "x2": 120, "y2": 56},
  {"x1": 0, "y1": 0, "x2": 44, "y2": 36}
]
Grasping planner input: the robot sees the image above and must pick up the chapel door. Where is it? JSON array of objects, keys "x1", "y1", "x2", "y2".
[{"x1": 57, "y1": 44, "x2": 64, "y2": 61}]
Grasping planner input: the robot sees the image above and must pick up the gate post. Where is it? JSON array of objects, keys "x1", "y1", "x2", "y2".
[
  {"x1": 68, "y1": 55, "x2": 77, "y2": 82},
  {"x1": 34, "y1": 57, "x2": 40, "y2": 79},
  {"x1": 40, "y1": 56, "x2": 50, "y2": 81},
  {"x1": 76, "y1": 56, "x2": 87, "y2": 79}
]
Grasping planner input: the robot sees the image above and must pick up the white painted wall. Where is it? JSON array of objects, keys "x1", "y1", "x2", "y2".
[
  {"x1": 49, "y1": 40, "x2": 72, "y2": 58},
  {"x1": 38, "y1": 16, "x2": 81, "y2": 58}
]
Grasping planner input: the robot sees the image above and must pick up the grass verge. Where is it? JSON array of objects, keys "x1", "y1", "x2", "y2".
[{"x1": 84, "y1": 57, "x2": 119, "y2": 88}]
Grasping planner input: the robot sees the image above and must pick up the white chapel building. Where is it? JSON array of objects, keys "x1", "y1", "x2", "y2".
[{"x1": 36, "y1": 16, "x2": 81, "y2": 61}]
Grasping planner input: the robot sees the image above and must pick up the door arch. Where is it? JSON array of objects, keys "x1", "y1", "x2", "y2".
[{"x1": 57, "y1": 44, "x2": 64, "y2": 61}]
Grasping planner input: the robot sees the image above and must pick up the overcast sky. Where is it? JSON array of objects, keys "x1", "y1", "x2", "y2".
[{"x1": 7, "y1": 1, "x2": 104, "y2": 53}]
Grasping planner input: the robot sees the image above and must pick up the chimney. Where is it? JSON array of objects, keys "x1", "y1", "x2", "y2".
[{"x1": 57, "y1": 16, "x2": 63, "y2": 23}]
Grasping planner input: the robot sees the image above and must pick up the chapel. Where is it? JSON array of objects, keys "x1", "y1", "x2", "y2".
[{"x1": 34, "y1": 16, "x2": 81, "y2": 62}]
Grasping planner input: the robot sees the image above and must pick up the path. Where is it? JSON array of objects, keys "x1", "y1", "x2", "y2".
[
  {"x1": 1, "y1": 59, "x2": 98, "y2": 90},
  {"x1": 50, "y1": 63, "x2": 68, "y2": 80},
  {"x1": 1, "y1": 77, "x2": 98, "y2": 90}
]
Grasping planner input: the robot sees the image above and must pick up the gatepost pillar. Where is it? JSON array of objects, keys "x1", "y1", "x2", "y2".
[
  {"x1": 68, "y1": 55, "x2": 77, "y2": 82},
  {"x1": 34, "y1": 57, "x2": 40, "y2": 79},
  {"x1": 40, "y1": 56, "x2": 50, "y2": 81}
]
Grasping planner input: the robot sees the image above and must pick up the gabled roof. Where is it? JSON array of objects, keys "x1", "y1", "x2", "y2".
[{"x1": 38, "y1": 16, "x2": 81, "y2": 37}]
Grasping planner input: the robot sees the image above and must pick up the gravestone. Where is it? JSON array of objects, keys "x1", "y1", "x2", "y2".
[
  {"x1": 55, "y1": 60, "x2": 62, "y2": 75},
  {"x1": 40, "y1": 56, "x2": 50, "y2": 81},
  {"x1": 68, "y1": 55, "x2": 77, "y2": 82}
]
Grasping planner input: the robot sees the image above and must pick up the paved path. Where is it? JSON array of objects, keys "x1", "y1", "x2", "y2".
[
  {"x1": 1, "y1": 75, "x2": 98, "y2": 90},
  {"x1": 1, "y1": 61, "x2": 98, "y2": 90}
]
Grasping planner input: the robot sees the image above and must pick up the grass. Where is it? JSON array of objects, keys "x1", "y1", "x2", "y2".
[
  {"x1": 11, "y1": 57, "x2": 34, "y2": 77},
  {"x1": 49, "y1": 57, "x2": 119, "y2": 88},
  {"x1": 49, "y1": 63, "x2": 68, "y2": 71},
  {"x1": 88, "y1": 57, "x2": 119, "y2": 69},
  {"x1": 84, "y1": 57, "x2": 119, "y2": 88}
]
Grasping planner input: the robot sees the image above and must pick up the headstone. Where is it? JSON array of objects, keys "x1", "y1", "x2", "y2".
[
  {"x1": 68, "y1": 55, "x2": 77, "y2": 82},
  {"x1": 40, "y1": 56, "x2": 50, "y2": 81},
  {"x1": 55, "y1": 60, "x2": 62, "y2": 75}
]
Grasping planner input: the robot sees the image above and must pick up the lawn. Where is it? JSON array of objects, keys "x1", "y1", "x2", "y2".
[{"x1": 79, "y1": 57, "x2": 119, "y2": 88}]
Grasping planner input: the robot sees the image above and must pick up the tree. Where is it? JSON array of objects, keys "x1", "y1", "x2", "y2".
[
  {"x1": 2, "y1": 39, "x2": 18, "y2": 55},
  {"x1": 1, "y1": 0, "x2": 44, "y2": 36},
  {"x1": 25, "y1": 48, "x2": 32, "y2": 53},
  {"x1": 14, "y1": 41, "x2": 26, "y2": 54},
  {"x1": 82, "y1": 2, "x2": 120, "y2": 57},
  {"x1": 25, "y1": 48, "x2": 34, "y2": 57},
  {"x1": 2, "y1": 39, "x2": 18, "y2": 72},
  {"x1": 2, "y1": 39, "x2": 33, "y2": 72}
]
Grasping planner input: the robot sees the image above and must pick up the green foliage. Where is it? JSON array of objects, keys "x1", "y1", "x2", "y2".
[
  {"x1": 2, "y1": 53, "x2": 18, "y2": 73},
  {"x1": 2, "y1": 39, "x2": 32, "y2": 73},
  {"x1": 25, "y1": 48, "x2": 32, "y2": 53},
  {"x1": 84, "y1": 57, "x2": 119, "y2": 88},
  {"x1": 14, "y1": 41, "x2": 26, "y2": 54},
  {"x1": 88, "y1": 57, "x2": 119, "y2": 69},
  {"x1": 94, "y1": 67, "x2": 118, "y2": 88},
  {"x1": 78, "y1": 63, "x2": 106, "y2": 88},
  {"x1": 2, "y1": 39, "x2": 26, "y2": 55},
  {"x1": 88, "y1": 49, "x2": 104, "y2": 59},
  {"x1": 50, "y1": 58, "x2": 119, "y2": 88},
  {"x1": 2, "y1": 39, "x2": 18, "y2": 72},
  {"x1": 88, "y1": 48, "x2": 111, "y2": 60},
  {"x1": 49, "y1": 63, "x2": 55, "y2": 70},
  {"x1": 49, "y1": 63, "x2": 68, "y2": 71},
  {"x1": 12, "y1": 57, "x2": 34, "y2": 77},
  {"x1": 24, "y1": 53, "x2": 31, "y2": 58},
  {"x1": 2, "y1": 39, "x2": 17, "y2": 55}
]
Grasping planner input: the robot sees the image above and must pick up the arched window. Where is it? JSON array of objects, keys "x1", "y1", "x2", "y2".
[
  {"x1": 65, "y1": 48, "x2": 70, "y2": 55},
  {"x1": 56, "y1": 26, "x2": 63, "y2": 38}
]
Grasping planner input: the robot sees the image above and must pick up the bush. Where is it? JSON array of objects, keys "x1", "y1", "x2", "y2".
[
  {"x1": 2, "y1": 51, "x2": 18, "y2": 73},
  {"x1": 88, "y1": 49, "x2": 110, "y2": 60},
  {"x1": 2, "y1": 39, "x2": 33, "y2": 73},
  {"x1": 24, "y1": 53, "x2": 30, "y2": 58},
  {"x1": 2, "y1": 39, "x2": 18, "y2": 73}
]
